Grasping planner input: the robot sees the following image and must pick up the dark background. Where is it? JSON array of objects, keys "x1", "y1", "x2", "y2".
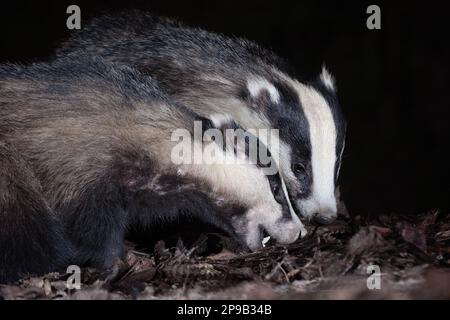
[{"x1": 1, "y1": 1, "x2": 449, "y2": 216}]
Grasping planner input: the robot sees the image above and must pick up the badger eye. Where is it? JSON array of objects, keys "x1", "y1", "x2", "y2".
[
  {"x1": 293, "y1": 163, "x2": 306, "y2": 176},
  {"x1": 271, "y1": 185, "x2": 283, "y2": 204},
  {"x1": 271, "y1": 184, "x2": 280, "y2": 195}
]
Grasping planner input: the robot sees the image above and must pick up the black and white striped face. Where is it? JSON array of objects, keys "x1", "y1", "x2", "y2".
[
  {"x1": 181, "y1": 115, "x2": 306, "y2": 250},
  {"x1": 244, "y1": 67, "x2": 346, "y2": 224}
]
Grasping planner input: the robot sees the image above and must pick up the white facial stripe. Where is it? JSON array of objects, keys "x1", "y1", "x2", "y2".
[
  {"x1": 183, "y1": 141, "x2": 267, "y2": 204},
  {"x1": 336, "y1": 137, "x2": 346, "y2": 178},
  {"x1": 280, "y1": 174, "x2": 307, "y2": 237},
  {"x1": 274, "y1": 69, "x2": 338, "y2": 217},
  {"x1": 182, "y1": 141, "x2": 303, "y2": 249},
  {"x1": 280, "y1": 173, "x2": 296, "y2": 218},
  {"x1": 247, "y1": 77, "x2": 280, "y2": 104},
  {"x1": 300, "y1": 84, "x2": 338, "y2": 213}
]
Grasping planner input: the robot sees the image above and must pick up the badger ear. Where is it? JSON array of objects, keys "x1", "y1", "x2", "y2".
[
  {"x1": 244, "y1": 77, "x2": 280, "y2": 109},
  {"x1": 319, "y1": 65, "x2": 336, "y2": 91}
]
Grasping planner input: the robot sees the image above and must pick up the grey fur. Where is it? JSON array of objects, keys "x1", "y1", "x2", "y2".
[
  {"x1": 56, "y1": 10, "x2": 346, "y2": 222},
  {"x1": 0, "y1": 56, "x2": 303, "y2": 282}
]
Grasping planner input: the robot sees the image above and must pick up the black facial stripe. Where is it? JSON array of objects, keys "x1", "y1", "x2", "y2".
[
  {"x1": 263, "y1": 79, "x2": 313, "y2": 202},
  {"x1": 206, "y1": 119, "x2": 274, "y2": 170},
  {"x1": 233, "y1": 79, "x2": 315, "y2": 214},
  {"x1": 270, "y1": 81, "x2": 312, "y2": 160},
  {"x1": 239, "y1": 78, "x2": 312, "y2": 170},
  {"x1": 196, "y1": 115, "x2": 216, "y2": 133},
  {"x1": 237, "y1": 124, "x2": 293, "y2": 219},
  {"x1": 206, "y1": 119, "x2": 291, "y2": 217},
  {"x1": 273, "y1": 80, "x2": 301, "y2": 107},
  {"x1": 310, "y1": 80, "x2": 347, "y2": 182}
]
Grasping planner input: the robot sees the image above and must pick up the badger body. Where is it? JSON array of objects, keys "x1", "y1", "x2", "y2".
[
  {"x1": 0, "y1": 57, "x2": 303, "y2": 283},
  {"x1": 57, "y1": 10, "x2": 347, "y2": 224}
]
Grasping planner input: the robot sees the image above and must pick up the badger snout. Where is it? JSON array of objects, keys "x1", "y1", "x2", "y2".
[
  {"x1": 296, "y1": 197, "x2": 338, "y2": 225},
  {"x1": 310, "y1": 203, "x2": 338, "y2": 225},
  {"x1": 311, "y1": 209, "x2": 337, "y2": 225},
  {"x1": 265, "y1": 217, "x2": 307, "y2": 245},
  {"x1": 236, "y1": 209, "x2": 306, "y2": 251},
  {"x1": 223, "y1": 196, "x2": 310, "y2": 251},
  {"x1": 250, "y1": 215, "x2": 306, "y2": 250}
]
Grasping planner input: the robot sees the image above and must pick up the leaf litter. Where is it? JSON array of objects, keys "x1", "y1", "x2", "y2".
[{"x1": 1, "y1": 208, "x2": 449, "y2": 300}]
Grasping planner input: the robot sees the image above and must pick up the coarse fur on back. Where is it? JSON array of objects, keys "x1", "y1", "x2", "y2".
[
  {"x1": 57, "y1": 10, "x2": 347, "y2": 224},
  {"x1": 0, "y1": 56, "x2": 303, "y2": 283}
]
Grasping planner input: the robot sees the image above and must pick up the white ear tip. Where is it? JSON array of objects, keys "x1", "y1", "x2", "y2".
[{"x1": 320, "y1": 65, "x2": 336, "y2": 91}]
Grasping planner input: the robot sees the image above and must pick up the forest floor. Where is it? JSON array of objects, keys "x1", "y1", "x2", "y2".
[{"x1": 1, "y1": 207, "x2": 449, "y2": 300}]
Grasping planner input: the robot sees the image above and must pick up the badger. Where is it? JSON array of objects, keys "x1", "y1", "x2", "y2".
[
  {"x1": 56, "y1": 10, "x2": 347, "y2": 225},
  {"x1": 0, "y1": 56, "x2": 304, "y2": 283}
]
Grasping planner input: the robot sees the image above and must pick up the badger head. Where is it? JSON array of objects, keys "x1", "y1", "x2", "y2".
[
  {"x1": 181, "y1": 114, "x2": 306, "y2": 250},
  {"x1": 244, "y1": 66, "x2": 346, "y2": 225}
]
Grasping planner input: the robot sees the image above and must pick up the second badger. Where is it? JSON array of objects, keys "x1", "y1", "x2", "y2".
[
  {"x1": 57, "y1": 11, "x2": 347, "y2": 225},
  {"x1": 0, "y1": 56, "x2": 304, "y2": 283}
]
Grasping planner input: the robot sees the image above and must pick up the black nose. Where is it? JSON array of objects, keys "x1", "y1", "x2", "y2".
[{"x1": 311, "y1": 214, "x2": 336, "y2": 226}]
